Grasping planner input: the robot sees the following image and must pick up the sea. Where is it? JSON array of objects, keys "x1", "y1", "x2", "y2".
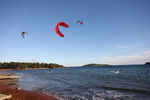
[{"x1": 1, "y1": 65, "x2": 150, "y2": 100}]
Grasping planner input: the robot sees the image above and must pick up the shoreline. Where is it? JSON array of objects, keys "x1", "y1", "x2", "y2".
[
  {"x1": 0, "y1": 67, "x2": 66, "y2": 71},
  {"x1": 0, "y1": 68, "x2": 52, "y2": 71},
  {"x1": 0, "y1": 73, "x2": 58, "y2": 100},
  {"x1": 0, "y1": 73, "x2": 20, "y2": 88}
]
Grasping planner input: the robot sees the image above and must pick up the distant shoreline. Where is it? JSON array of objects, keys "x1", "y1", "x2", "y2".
[
  {"x1": 0, "y1": 62, "x2": 65, "y2": 70},
  {"x1": 83, "y1": 63, "x2": 110, "y2": 67},
  {"x1": 82, "y1": 63, "x2": 147, "y2": 67},
  {"x1": 0, "y1": 67, "x2": 65, "y2": 71},
  {"x1": 145, "y1": 62, "x2": 150, "y2": 65}
]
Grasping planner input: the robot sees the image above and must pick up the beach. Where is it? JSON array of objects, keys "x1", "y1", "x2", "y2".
[{"x1": 0, "y1": 72, "x2": 58, "y2": 100}]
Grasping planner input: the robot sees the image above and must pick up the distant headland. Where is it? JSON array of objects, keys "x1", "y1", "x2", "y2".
[
  {"x1": 145, "y1": 62, "x2": 150, "y2": 65},
  {"x1": 0, "y1": 62, "x2": 65, "y2": 71},
  {"x1": 83, "y1": 63, "x2": 110, "y2": 67}
]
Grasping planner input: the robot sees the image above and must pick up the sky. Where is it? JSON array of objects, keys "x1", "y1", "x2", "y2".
[{"x1": 0, "y1": 0, "x2": 150, "y2": 66}]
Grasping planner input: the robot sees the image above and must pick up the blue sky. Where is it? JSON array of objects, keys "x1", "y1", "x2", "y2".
[{"x1": 0, "y1": 0, "x2": 150, "y2": 66}]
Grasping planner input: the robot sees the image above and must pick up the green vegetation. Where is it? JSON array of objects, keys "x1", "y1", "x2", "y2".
[
  {"x1": 145, "y1": 62, "x2": 150, "y2": 65},
  {"x1": 83, "y1": 63, "x2": 110, "y2": 67},
  {"x1": 0, "y1": 62, "x2": 65, "y2": 69}
]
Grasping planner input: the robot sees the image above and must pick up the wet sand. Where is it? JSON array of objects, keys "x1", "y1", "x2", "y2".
[{"x1": 0, "y1": 73, "x2": 58, "y2": 100}]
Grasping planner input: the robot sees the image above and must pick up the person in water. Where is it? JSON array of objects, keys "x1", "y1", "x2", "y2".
[
  {"x1": 110, "y1": 69, "x2": 122, "y2": 73},
  {"x1": 119, "y1": 69, "x2": 122, "y2": 73}
]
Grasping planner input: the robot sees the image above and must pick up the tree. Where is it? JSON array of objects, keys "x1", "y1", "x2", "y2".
[{"x1": 0, "y1": 62, "x2": 65, "y2": 69}]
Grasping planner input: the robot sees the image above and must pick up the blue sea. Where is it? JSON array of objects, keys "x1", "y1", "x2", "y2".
[{"x1": 1, "y1": 65, "x2": 150, "y2": 100}]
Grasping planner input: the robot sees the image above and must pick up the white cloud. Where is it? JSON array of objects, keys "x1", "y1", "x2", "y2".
[
  {"x1": 114, "y1": 43, "x2": 146, "y2": 49},
  {"x1": 115, "y1": 45, "x2": 132, "y2": 49},
  {"x1": 99, "y1": 50, "x2": 150, "y2": 65},
  {"x1": 24, "y1": 12, "x2": 27, "y2": 14},
  {"x1": 143, "y1": 51, "x2": 150, "y2": 55}
]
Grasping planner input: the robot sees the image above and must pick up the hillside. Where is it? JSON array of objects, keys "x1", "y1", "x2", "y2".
[
  {"x1": 83, "y1": 63, "x2": 110, "y2": 67},
  {"x1": 145, "y1": 62, "x2": 150, "y2": 65}
]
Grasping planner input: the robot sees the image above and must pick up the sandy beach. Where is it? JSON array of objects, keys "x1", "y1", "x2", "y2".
[{"x1": 0, "y1": 72, "x2": 58, "y2": 100}]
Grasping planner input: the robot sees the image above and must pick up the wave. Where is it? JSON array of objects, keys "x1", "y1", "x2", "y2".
[
  {"x1": 92, "y1": 91, "x2": 132, "y2": 100},
  {"x1": 101, "y1": 86, "x2": 150, "y2": 93}
]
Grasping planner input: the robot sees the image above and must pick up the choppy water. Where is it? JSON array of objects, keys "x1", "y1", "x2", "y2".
[{"x1": 2, "y1": 65, "x2": 150, "y2": 100}]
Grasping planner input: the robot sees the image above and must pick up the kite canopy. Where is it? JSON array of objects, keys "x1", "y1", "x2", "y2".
[
  {"x1": 76, "y1": 20, "x2": 83, "y2": 26},
  {"x1": 55, "y1": 22, "x2": 69, "y2": 37},
  {"x1": 21, "y1": 31, "x2": 28, "y2": 38}
]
